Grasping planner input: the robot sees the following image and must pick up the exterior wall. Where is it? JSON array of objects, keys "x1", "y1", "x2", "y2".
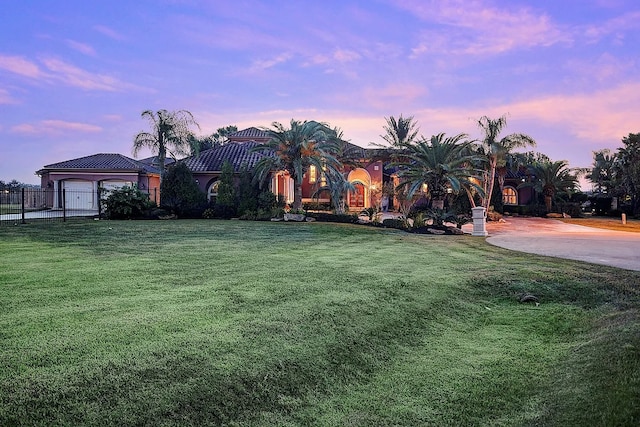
[{"x1": 38, "y1": 171, "x2": 159, "y2": 208}]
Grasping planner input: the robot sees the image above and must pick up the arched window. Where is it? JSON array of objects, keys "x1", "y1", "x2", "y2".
[
  {"x1": 208, "y1": 181, "x2": 220, "y2": 202},
  {"x1": 502, "y1": 187, "x2": 518, "y2": 205}
]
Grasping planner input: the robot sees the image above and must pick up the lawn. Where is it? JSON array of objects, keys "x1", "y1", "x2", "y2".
[
  {"x1": 1, "y1": 220, "x2": 638, "y2": 426},
  {"x1": 560, "y1": 216, "x2": 640, "y2": 233}
]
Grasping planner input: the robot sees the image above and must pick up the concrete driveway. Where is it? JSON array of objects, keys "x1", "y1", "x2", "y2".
[{"x1": 479, "y1": 217, "x2": 640, "y2": 272}]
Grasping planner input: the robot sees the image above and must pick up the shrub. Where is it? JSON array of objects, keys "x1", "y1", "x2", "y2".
[
  {"x1": 103, "y1": 185, "x2": 155, "y2": 219},
  {"x1": 382, "y1": 218, "x2": 409, "y2": 230},
  {"x1": 303, "y1": 201, "x2": 332, "y2": 211},
  {"x1": 307, "y1": 212, "x2": 359, "y2": 224},
  {"x1": 160, "y1": 163, "x2": 207, "y2": 217}
]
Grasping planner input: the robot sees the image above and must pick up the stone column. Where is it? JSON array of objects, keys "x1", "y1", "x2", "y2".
[{"x1": 471, "y1": 206, "x2": 488, "y2": 237}]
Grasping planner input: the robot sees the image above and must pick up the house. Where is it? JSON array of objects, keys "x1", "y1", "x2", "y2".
[
  {"x1": 182, "y1": 127, "x2": 385, "y2": 210},
  {"x1": 501, "y1": 168, "x2": 536, "y2": 209},
  {"x1": 35, "y1": 127, "x2": 533, "y2": 213},
  {"x1": 36, "y1": 153, "x2": 161, "y2": 210}
]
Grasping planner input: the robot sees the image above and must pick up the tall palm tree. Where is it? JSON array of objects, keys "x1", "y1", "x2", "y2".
[
  {"x1": 394, "y1": 133, "x2": 485, "y2": 210},
  {"x1": 380, "y1": 115, "x2": 420, "y2": 148},
  {"x1": 477, "y1": 115, "x2": 536, "y2": 209},
  {"x1": 251, "y1": 120, "x2": 342, "y2": 210},
  {"x1": 588, "y1": 149, "x2": 616, "y2": 194},
  {"x1": 521, "y1": 160, "x2": 579, "y2": 212},
  {"x1": 132, "y1": 109, "x2": 200, "y2": 181}
]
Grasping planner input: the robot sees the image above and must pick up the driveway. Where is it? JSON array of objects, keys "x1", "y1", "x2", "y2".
[{"x1": 478, "y1": 217, "x2": 640, "y2": 272}]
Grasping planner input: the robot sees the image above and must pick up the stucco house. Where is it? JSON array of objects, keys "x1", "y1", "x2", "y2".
[
  {"x1": 182, "y1": 127, "x2": 385, "y2": 210},
  {"x1": 35, "y1": 126, "x2": 534, "y2": 213}
]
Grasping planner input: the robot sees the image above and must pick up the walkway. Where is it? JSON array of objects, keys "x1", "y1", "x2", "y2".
[{"x1": 479, "y1": 217, "x2": 640, "y2": 272}]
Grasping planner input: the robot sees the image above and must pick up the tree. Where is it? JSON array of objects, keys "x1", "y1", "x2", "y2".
[
  {"x1": 476, "y1": 115, "x2": 536, "y2": 210},
  {"x1": 380, "y1": 115, "x2": 420, "y2": 148},
  {"x1": 211, "y1": 125, "x2": 238, "y2": 146},
  {"x1": 251, "y1": 120, "x2": 342, "y2": 210},
  {"x1": 190, "y1": 125, "x2": 239, "y2": 154},
  {"x1": 615, "y1": 133, "x2": 640, "y2": 214},
  {"x1": 132, "y1": 109, "x2": 200, "y2": 182},
  {"x1": 160, "y1": 162, "x2": 206, "y2": 217},
  {"x1": 215, "y1": 160, "x2": 236, "y2": 218},
  {"x1": 237, "y1": 165, "x2": 259, "y2": 215},
  {"x1": 521, "y1": 160, "x2": 579, "y2": 212},
  {"x1": 394, "y1": 133, "x2": 485, "y2": 210},
  {"x1": 311, "y1": 169, "x2": 355, "y2": 215},
  {"x1": 588, "y1": 149, "x2": 617, "y2": 194}
]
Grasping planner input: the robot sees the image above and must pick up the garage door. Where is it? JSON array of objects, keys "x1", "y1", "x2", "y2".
[{"x1": 64, "y1": 181, "x2": 95, "y2": 210}]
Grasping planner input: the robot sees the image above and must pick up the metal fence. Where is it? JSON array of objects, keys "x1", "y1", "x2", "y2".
[{"x1": 0, "y1": 187, "x2": 159, "y2": 225}]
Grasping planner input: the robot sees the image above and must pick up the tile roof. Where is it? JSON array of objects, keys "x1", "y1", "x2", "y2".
[
  {"x1": 41, "y1": 153, "x2": 160, "y2": 174},
  {"x1": 228, "y1": 127, "x2": 270, "y2": 141},
  {"x1": 181, "y1": 141, "x2": 272, "y2": 173},
  {"x1": 139, "y1": 156, "x2": 176, "y2": 167}
]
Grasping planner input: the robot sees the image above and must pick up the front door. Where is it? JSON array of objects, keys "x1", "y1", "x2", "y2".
[{"x1": 351, "y1": 183, "x2": 365, "y2": 208}]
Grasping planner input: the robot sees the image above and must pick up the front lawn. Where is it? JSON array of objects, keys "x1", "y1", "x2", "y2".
[{"x1": 1, "y1": 220, "x2": 638, "y2": 426}]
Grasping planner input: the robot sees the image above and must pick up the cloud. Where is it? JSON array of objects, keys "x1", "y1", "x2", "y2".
[
  {"x1": 93, "y1": 25, "x2": 126, "y2": 41},
  {"x1": 40, "y1": 57, "x2": 124, "y2": 91},
  {"x1": 503, "y1": 82, "x2": 640, "y2": 142},
  {"x1": 65, "y1": 39, "x2": 97, "y2": 56},
  {"x1": 0, "y1": 54, "x2": 152, "y2": 93},
  {"x1": 0, "y1": 88, "x2": 17, "y2": 104},
  {"x1": 11, "y1": 120, "x2": 103, "y2": 136},
  {"x1": 583, "y1": 10, "x2": 640, "y2": 42},
  {"x1": 396, "y1": 0, "x2": 570, "y2": 57},
  {"x1": 250, "y1": 53, "x2": 293, "y2": 72},
  {"x1": 0, "y1": 55, "x2": 46, "y2": 79}
]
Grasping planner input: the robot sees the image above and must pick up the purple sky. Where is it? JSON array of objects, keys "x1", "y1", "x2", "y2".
[{"x1": 1, "y1": 0, "x2": 638, "y2": 188}]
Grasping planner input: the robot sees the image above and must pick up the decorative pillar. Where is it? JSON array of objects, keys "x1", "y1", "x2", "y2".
[
  {"x1": 53, "y1": 180, "x2": 60, "y2": 209},
  {"x1": 471, "y1": 206, "x2": 488, "y2": 237}
]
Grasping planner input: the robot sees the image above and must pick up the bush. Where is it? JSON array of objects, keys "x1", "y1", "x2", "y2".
[
  {"x1": 557, "y1": 202, "x2": 583, "y2": 218},
  {"x1": 303, "y1": 201, "x2": 332, "y2": 211},
  {"x1": 160, "y1": 163, "x2": 207, "y2": 217},
  {"x1": 103, "y1": 185, "x2": 155, "y2": 219},
  {"x1": 307, "y1": 212, "x2": 359, "y2": 224},
  {"x1": 382, "y1": 218, "x2": 409, "y2": 230}
]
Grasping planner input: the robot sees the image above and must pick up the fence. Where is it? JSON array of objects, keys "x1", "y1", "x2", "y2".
[{"x1": 0, "y1": 187, "x2": 159, "y2": 225}]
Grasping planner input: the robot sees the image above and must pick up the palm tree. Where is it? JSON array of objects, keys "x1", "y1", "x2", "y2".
[
  {"x1": 588, "y1": 149, "x2": 616, "y2": 194},
  {"x1": 521, "y1": 160, "x2": 579, "y2": 212},
  {"x1": 394, "y1": 133, "x2": 485, "y2": 210},
  {"x1": 132, "y1": 109, "x2": 200, "y2": 181},
  {"x1": 311, "y1": 169, "x2": 355, "y2": 214},
  {"x1": 476, "y1": 115, "x2": 536, "y2": 209},
  {"x1": 380, "y1": 115, "x2": 420, "y2": 148},
  {"x1": 615, "y1": 133, "x2": 640, "y2": 214},
  {"x1": 251, "y1": 120, "x2": 342, "y2": 210}
]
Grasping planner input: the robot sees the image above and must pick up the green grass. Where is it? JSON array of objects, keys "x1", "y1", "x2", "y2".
[{"x1": 0, "y1": 220, "x2": 638, "y2": 426}]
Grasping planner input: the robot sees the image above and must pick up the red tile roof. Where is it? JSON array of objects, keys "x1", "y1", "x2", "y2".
[
  {"x1": 40, "y1": 153, "x2": 160, "y2": 174},
  {"x1": 181, "y1": 141, "x2": 272, "y2": 173}
]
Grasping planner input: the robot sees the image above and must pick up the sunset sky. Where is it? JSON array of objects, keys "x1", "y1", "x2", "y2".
[{"x1": 1, "y1": 0, "x2": 638, "y2": 187}]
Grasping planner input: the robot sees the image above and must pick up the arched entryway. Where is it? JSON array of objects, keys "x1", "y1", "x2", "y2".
[{"x1": 347, "y1": 168, "x2": 372, "y2": 210}]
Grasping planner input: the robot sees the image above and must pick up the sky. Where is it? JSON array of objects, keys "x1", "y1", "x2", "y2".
[{"x1": 1, "y1": 0, "x2": 638, "y2": 188}]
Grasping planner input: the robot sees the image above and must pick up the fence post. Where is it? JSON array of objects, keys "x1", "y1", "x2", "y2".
[
  {"x1": 97, "y1": 188, "x2": 102, "y2": 218},
  {"x1": 62, "y1": 188, "x2": 66, "y2": 222},
  {"x1": 21, "y1": 188, "x2": 26, "y2": 224}
]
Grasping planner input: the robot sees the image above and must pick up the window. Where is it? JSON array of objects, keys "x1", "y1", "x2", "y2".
[
  {"x1": 208, "y1": 181, "x2": 220, "y2": 201},
  {"x1": 309, "y1": 165, "x2": 317, "y2": 183},
  {"x1": 502, "y1": 187, "x2": 518, "y2": 205}
]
